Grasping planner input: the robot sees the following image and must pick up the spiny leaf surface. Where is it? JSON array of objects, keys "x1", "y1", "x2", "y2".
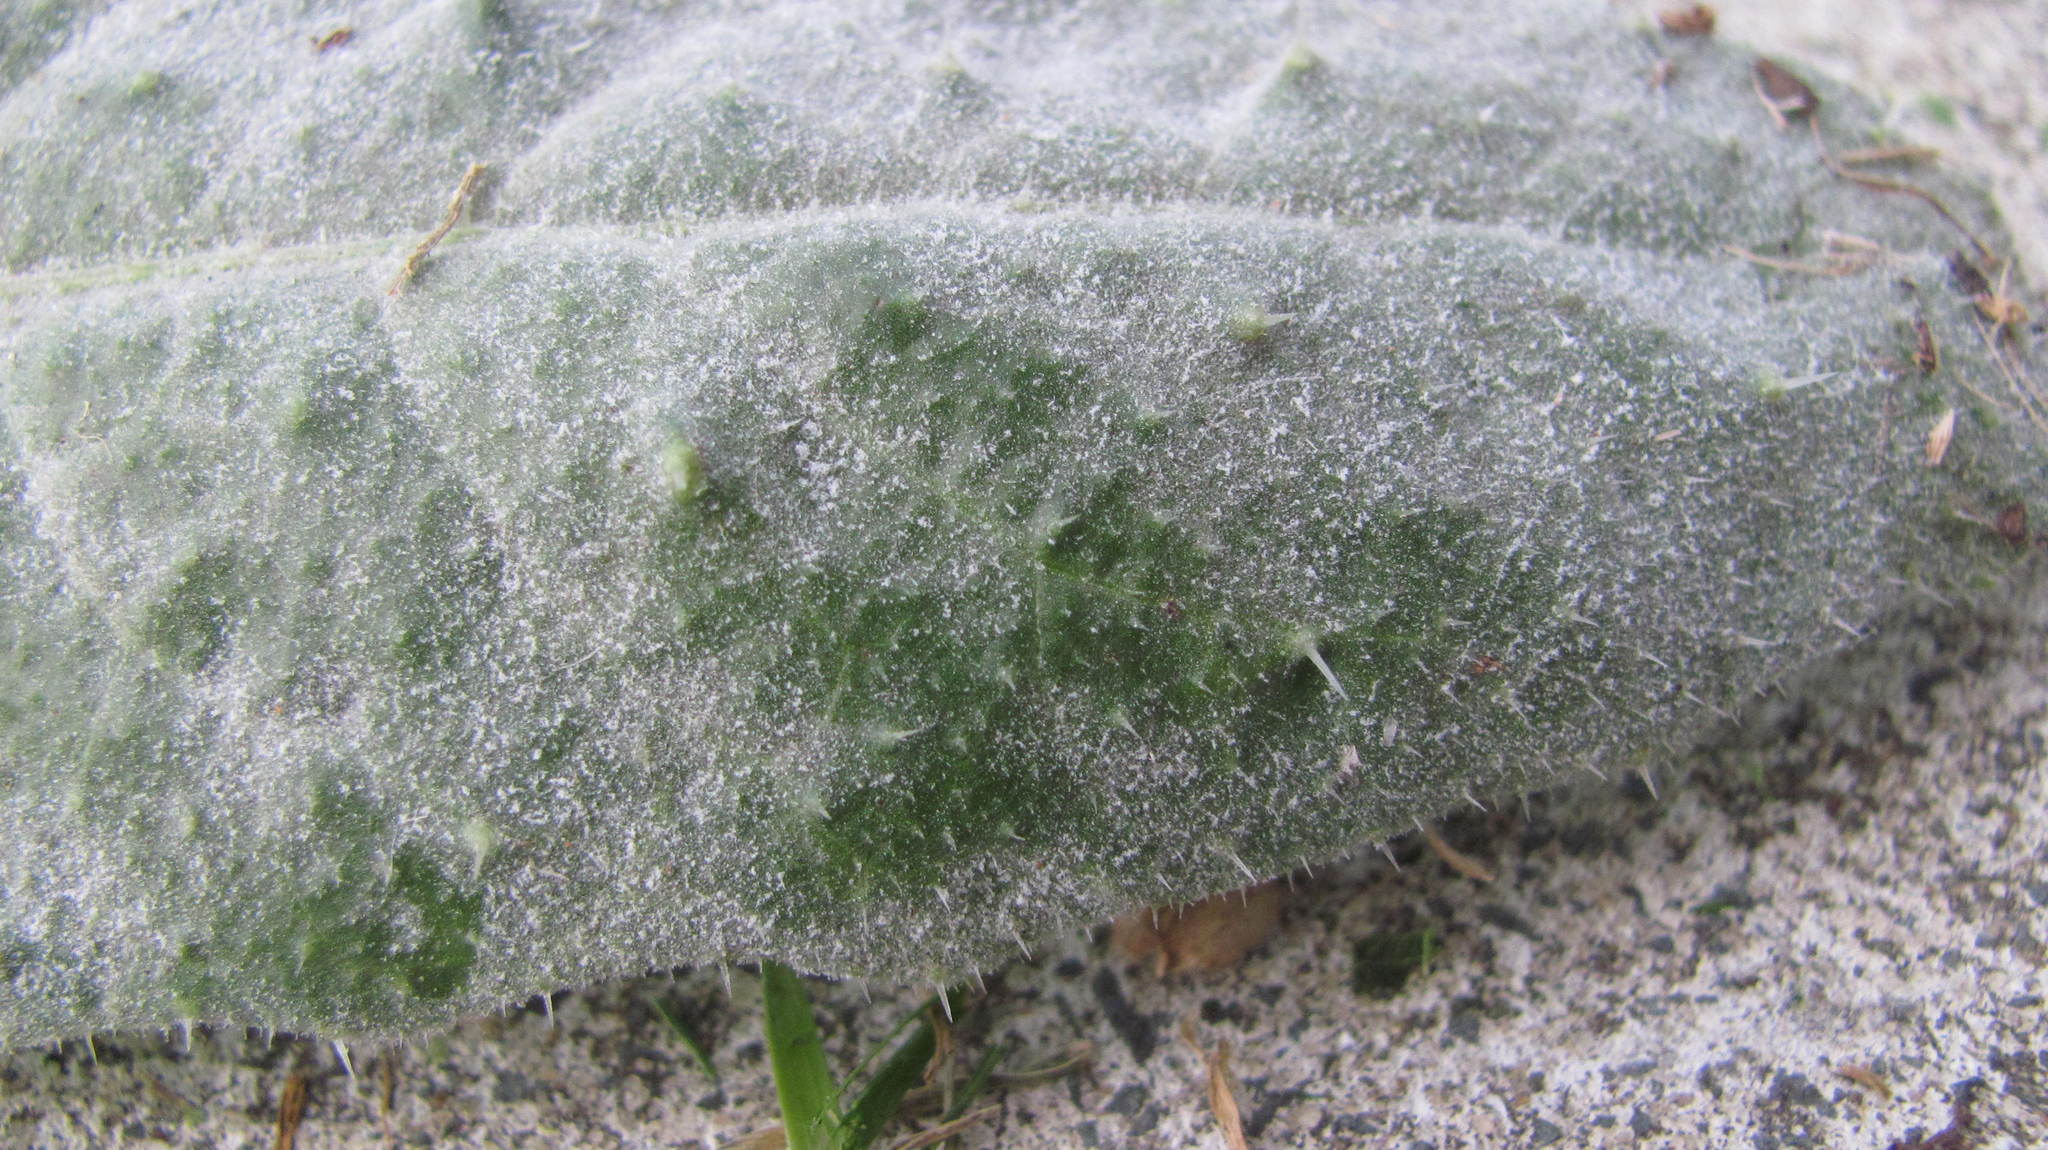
[{"x1": 0, "y1": 0, "x2": 2040, "y2": 1044}]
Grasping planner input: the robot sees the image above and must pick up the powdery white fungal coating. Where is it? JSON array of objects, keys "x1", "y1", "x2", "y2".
[{"x1": 0, "y1": 0, "x2": 2039, "y2": 1045}]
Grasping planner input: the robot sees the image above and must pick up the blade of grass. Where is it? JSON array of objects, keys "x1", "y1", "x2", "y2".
[
  {"x1": 839, "y1": 1012, "x2": 937, "y2": 1150},
  {"x1": 761, "y1": 961, "x2": 841, "y2": 1150},
  {"x1": 840, "y1": 986, "x2": 962, "y2": 1098},
  {"x1": 940, "y1": 1043, "x2": 1006, "y2": 1124},
  {"x1": 648, "y1": 994, "x2": 720, "y2": 1088}
]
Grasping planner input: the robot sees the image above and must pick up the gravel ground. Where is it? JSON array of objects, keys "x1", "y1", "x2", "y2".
[{"x1": 5, "y1": 3, "x2": 2046, "y2": 1147}]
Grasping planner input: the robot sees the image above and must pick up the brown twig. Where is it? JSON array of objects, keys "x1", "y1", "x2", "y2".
[
  {"x1": 1970, "y1": 313, "x2": 2048, "y2": 435},
  {"x1": 1810, "y1": 118, "x2": 1996, "y2": 263},
  {"x1": 888, "y1": 1106, "x2": 1000, "y2": 1150},
  {"x1": 1419, "y1": 822, "x2": 1497, "y2": 883},
  {"x1": 375, "y1": 1049, "x2": 400, "y2": 1139},
  {"x1": 989, "y1": 1042, "x2": 1095, "y2": 1086},
  {"x1": 1721, "y1": 244, "x2": 1868, "y2": 277},
  {"x1": 1833, "y1": 144, "x2": 1940, "y2": 166},
  {"x1": 1836, "y1": 1063, "x2": 1894, "y2": 1101},
  {"x1": 272, "y1": 1069, "x2": 310, "y2": 1150},
  {"x1": 387, "y1": 162, "x2": 487, "y2": 295}
]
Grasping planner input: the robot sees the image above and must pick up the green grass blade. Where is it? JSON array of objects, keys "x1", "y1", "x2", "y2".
[
  {"x1": 839, "y1": 1012, "x2": 938, "y2": 1150},
  {"x1": 648, "y1": 994, "x2": 721, "y2": 1088},
  {"x1": 839, "y1": 990, "x2": 940, "y2": 1099},
  {"x1": 760, "y1": 961, "x2": 841, "y2": 1150},
  {"x1": 941, "y1": 1042, "x2": 1007, "y2": 1124}
]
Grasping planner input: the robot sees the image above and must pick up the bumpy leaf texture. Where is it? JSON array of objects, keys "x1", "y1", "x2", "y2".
[{"x1": 0, "y1": 0, "x2": 2040, "y2": 1044}]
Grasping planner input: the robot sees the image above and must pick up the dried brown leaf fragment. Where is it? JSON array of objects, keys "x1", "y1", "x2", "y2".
[
  {"x1": 1181, "y1": 1020, "x2": 1251, "y2": 1150},
  {"x1": 1912, "y1": 318, "x2": 1940, "y2": 375},
  {"x1": 1924, "y1": 408, "x2": 1956, "y2": 467},
  {"x1": 1836, "y1": 1063, "x2": 1895, "y2": 1101},
  {"x1": 1973, "y1": 290, "x2": 2031, "y2": 329},
  {"x1": 1948, "y1": 252, "x2": 1994, "y2": 298},
  {"x1": 1658, "y1": 4, "x2": 1716, "y2": 37},
  {"x1": 1111, "y1": 882, "x2": 1285, "y2": 976},
  {"x1": 1752, "y1": 58, "x2": 1820, "y2": 128},
  {"x1": 1994, "y1": 502, "x2": 2030, "y2": 547}
]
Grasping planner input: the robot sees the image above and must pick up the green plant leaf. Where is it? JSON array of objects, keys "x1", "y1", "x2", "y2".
[
  {"x1": 761, "y1": 961, "x2": 842, "y2": 1150},
  {"x1": 0, "y1": 0, "x2": 2040, "y2": 1048},
  {"x1": 840, "y1": 1008, "x2": 938, "y2": 1150},
  {"x1": 649, "y1": 994, "x2": 721, "y2": 1089},
  {"x1": 942, "y1": 1043, "x2": 1009, "y2": 1124}
]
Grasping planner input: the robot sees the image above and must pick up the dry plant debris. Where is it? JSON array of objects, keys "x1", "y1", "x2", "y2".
[
  {"x1": 729, "y1": 1126, "x2": 789, "y2": 1150},
  {"x1": 1111, "y1": 882, "x2": 1286, "y2": 976},
  {"x1": 1722, "y1": 54, "x2": 2048, "y2": 452},
  {"x1": 990, "y1": 1042, "x2": 1095, "y2": 1087},
  {"x1": 1741, "y1": 55, "x2": 1997, "y2": 262},
  {"x1": 887, "y1": 1107, "x2": 999, "y2": 1150},
  {"x1": 1970, "y1": 261, "x2": 2031, "y2": 330},
  {"x1": 387, "y1": 161, "x2": 487, "y2": 295},
  {"x1": 1912, "y1": 318, "x2": 1941, "y2": 375},
  {"x1": 1967, "y1": 309, "x2": 2048, "y2": 435},
  {"x1": 1722, "y1": 232, "x2": 1884, "y2": 277},
  {"x1": 1994, "y1": 502, "x2": 2030, "y2": 547},
  {"x1": 1836, "y1": 1063, "x2": 1895, "y2": 1101},
  {"x1": 1819, "y1": 124, "x2": 1995, "y2": 260},
  {"x1": 1752, "y1": 58, "x2": 1820, "y2": 127},
  {"x1": 1657, "y1": 4, "x2": 1716, "y2": 37},
  {"x1": 1419, "y1": 821, "x2": 1498, "y2": 883},
  {"x1": 311, "y1": 27, "x2": 354, "y2": 53},
  {"x1": 1884, "y1": 1079, "x2": 1978, "y2": 1150},
  {"x1": 1924, "y1": 408, "x2": 1956, "y2": 467},
  {"x1": 271, "y1": 1068, "x2": 310, "y2": 1150},
  {"x1": 1182, "y1": 1020, "x2": 1251, "y2": 1150},
  {"x1": 1834, "y1": 144, "x2": 1941, "y2": 166}
]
